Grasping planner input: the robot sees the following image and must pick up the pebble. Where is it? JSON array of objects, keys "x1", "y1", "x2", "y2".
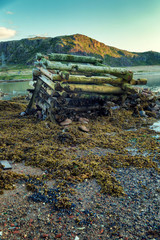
[
  {"x1": 111, "y1": 106, "x2": 120, "y2": 110},
  {"x1": 13, "y1": 230, "x2": 20, "y2": 234},
  {"x1": 20, "y1": 111, "x2": 26, "y2": 116},
  {"x1": 139, "y1": 110, "x2": 146, "y2": 117},
  {"x1": 55, "y1": 233, "x2": 62, "y2": 238},
  {"x1": 60, "y1": 118, "x2": 72, "y2": 126},
  {"x1": 78, "y1": 125, "x2": 89, "y2": 132},
  {"x1": 42, "y1": 234, "x2": 49, "y2": 238},
  {"x1": 75, "y1": 236, "x2": 80, "y2": 240},
  {"x1": 79, "y1": 117, "x2": 89, "y2": 124}
]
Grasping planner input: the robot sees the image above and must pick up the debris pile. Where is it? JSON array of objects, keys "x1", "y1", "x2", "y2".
[{"x1": 24, "y1": 53, "x2": 160, "y2": 123}]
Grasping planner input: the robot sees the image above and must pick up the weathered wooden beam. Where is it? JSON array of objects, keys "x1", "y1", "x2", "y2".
[
  {"x1": 26, "y1": 78, "x2": 43, "y2": 114},
  {"x1": 66, "y1": 75, "x2": 123, "y2": 85},
  {"x1": 62, "y1": 84, "x2": 124, "y2": 95},
  {"x1": 43, "y1": 60, "x2": 133, "y2": 81},
  {"x1": 36, "y1": 53, "x2": 103, "y2": 64},
  {"x1": 36, "y1": 67, "x2": 146, "y2": 86},
  {"x1": 130, "y1": 78, "x2": 147, "y2": 85},
  {"x1": 39, "y1": 75, "x2": 56, "y2": 89},
  {"x1": 122, "y1": 83, "x2": 138, "y2": 93},
  {"x1": 36, "y1": 67, "x2": 123, "y2": 85},
  {"x1": 37, "y1": 75, "x2": 123, "y2": 95}
]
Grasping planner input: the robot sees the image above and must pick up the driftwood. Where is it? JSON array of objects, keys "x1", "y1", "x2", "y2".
[
  {"x1": 62, "y1": 84, "x2": 124, "y2": 95},
  {"x1": 41, "y1": 60, "x2": 133, "y2": 81},
  {"x1": 26, "y1": 79, "x2": 43, "y2": 114},
  {"x1": 34, "y1": 67, "x2": 147, "y2": 86},
  {"x1": 47, "y1": 53, "x2": 103, "y2": 64}
]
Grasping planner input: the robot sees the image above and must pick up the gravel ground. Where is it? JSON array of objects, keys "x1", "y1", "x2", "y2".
[{"x1": 0, "y1": 163, "x2": 160, "y2": 240}]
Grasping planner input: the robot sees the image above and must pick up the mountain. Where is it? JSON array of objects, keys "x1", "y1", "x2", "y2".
[{"x1": 0, "y1": 33, "x2": 160, "y2": 67}]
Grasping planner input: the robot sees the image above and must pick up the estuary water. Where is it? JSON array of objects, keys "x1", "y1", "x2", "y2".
[
  {"x1": 0, "y1": 80, "x2": 33, "y2": 100},
  {"x1": 134, "y1": 72, "x2": 160, "y2": 92},
  {"x1": 0, "y1": 72, "x2": 160, "y2": 100}
]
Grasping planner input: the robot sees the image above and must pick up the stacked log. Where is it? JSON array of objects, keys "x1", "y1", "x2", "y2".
[{"x1": 26, "y1": 53, "x2": 147, "y2": 122}]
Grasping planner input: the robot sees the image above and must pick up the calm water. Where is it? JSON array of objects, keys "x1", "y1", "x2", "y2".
[
  {"x1": 0, "y1": 73, "x2": 160, "y2": 100},
  {"x1": 0, "y1": 80, "x2": 33, "y2": 100},
  {"x1": 134, "y1": 72, "x2": 160, "y2": 92}
]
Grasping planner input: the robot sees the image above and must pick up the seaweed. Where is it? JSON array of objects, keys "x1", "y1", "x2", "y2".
[{"x1": 0, "y1": 98, "x2": 159, "y2": 198}]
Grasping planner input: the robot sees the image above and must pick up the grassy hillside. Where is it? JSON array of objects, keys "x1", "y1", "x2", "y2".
[
  {"x1": 0, "y1": 34, "x2": 160, "y2": 67},
  {"x1": 0, "y1": 64, "x2": 32, "y2": 81}
]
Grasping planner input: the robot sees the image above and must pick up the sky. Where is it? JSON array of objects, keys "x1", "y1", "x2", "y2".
[{"x1": 0, "y1": 0, "x2": 160, "y2": 53}]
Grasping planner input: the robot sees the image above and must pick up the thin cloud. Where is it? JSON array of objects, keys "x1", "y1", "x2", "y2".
[
  {"x1": 0, "y1": 26, "x2": 16, "y2": 39},
  {"x1": 6, "y1": 11, "x2": 14, "y2": 15}
]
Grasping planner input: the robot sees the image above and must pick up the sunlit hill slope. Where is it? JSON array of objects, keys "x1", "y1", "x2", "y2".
[{"x1": 0, "y1": 34, "x2": 160, "y2": 66}]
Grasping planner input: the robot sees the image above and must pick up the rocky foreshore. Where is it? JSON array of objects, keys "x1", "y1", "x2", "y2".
[{"x1": 0, "y1": 93, "x2": 160, "y2": 239}]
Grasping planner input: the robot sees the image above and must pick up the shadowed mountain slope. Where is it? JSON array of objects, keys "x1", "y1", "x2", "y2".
[{"x1": 0, "y1": 34, "x2": 160, "y2": 66}]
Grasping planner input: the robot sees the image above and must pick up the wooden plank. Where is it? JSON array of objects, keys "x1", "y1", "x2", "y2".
[
  {"x1": 44, "y1": 60, "x2": 133, "y2": 81},
  {"x1": 38, "y1": 75, "x2": 123, "y2": 94},
  {"x1": 62, "y1": 84, "x2": 124, "y2": 95},
  {"x1": 37, "y1": 67, "x2": 147, "y2": 86},
  {"x1": 37, "y1": 53, "x2": 103, "y2": 64},
  {"x1": 26, "y1": 78, "x2": 43, "y2": 114}
]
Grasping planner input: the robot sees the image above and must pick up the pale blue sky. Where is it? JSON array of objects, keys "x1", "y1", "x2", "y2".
[{"x1": 0, "y1": 0, "x2": 160, "y2": 52}]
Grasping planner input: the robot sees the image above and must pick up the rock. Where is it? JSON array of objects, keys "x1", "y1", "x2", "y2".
[
  {"x1": 139, "y1": 110, "x2": 146, "y2": 117},
  {"x1": 111, "y1": 105, "x2": 120, "y2": 110},
  {"x1": 79, "y1": 117, "x2": 89, "y2": 124},
  {"x1": 153, "y1": 105, "x2": 160, "y2": 111},
  {"x1": 20, "y1": 111, "x2": 26, "y2": 116},
  {"x1": 78, "y1": 125, "x2": 89, "y2": 132},
  {"x1": 107, "y1": 101, "x2": 115, "y2": 107},
  {"x1": 55, "y1": 233, "x2": 62, "y2": 238},
  {"x1": 60, "y1": 118, "x2": 72, "y2": 126},
  {"x1": 42, "y1": 234, "x2": 49, "y2": 238},
  {"x1": 0, "y1": 160, "x2": 12, "y2": 170},
  {"x1": 75, "y1": 236, "x2": 80, "y2": 240},
  {"x1": 37, "y1": 110, "x2": 42, "y2": 119}
]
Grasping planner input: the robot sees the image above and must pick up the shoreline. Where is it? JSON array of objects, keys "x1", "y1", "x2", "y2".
[
  {"x1": 124, "y1": 65, "x2": 160, "y2": 74},
  {"x1": 0, "y1": 79, "x2": 31, "y2": 83}
]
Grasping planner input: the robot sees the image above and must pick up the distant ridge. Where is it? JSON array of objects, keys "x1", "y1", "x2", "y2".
[{"x1": 0, "y1": 33, "x2": 160, "y2": 66}]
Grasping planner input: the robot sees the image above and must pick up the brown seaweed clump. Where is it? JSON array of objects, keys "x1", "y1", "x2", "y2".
[
  {"x1": 0, "y1": 167, "x2": 25, "y2": 194},
  {"x1": 0, "y1": 99, "x2": 159, "y2": 197}
]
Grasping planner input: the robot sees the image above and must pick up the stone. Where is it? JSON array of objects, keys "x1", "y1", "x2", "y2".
[
  {"x1": 153, "y1": 105, "x2": 160, "y2": 111},
  {"x1": 111, "y1": 105, "x2": 120, "y2": 110},
  {"x1": 75, "y1": 236, "x2": 80, "y2": 240},
  {"x1": 55, "y1": 233, "x2": 62, "y2": 238},
  {"x1": 60, "y1": 118, "x2": 72, "y2": 126},
  {"x1": 37, "y1": 111, "x2": 42, "y2": 119},
  {"x1": 79, "y1": 117, "x2": 89, "y2": 124},
  {"x1": 139, "y1": 110, "x2": 146, "y2": 117},
  {"x1": 0, "y1": 160, "x2": 12, "y2": 170},
  {"x1": 20, "y1": 111, "x2": 26, "y2": 116},
  {"x1": 107, "y1": 101, "x2": 115, "y2": 107},
  {"x1": 78, "y1": 125, "x2": 89, "y2": 132}
]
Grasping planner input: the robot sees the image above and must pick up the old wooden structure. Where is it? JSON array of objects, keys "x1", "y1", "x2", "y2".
[{"x1": 25, "y1": 53, "x2": 147, "y2": 122}]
